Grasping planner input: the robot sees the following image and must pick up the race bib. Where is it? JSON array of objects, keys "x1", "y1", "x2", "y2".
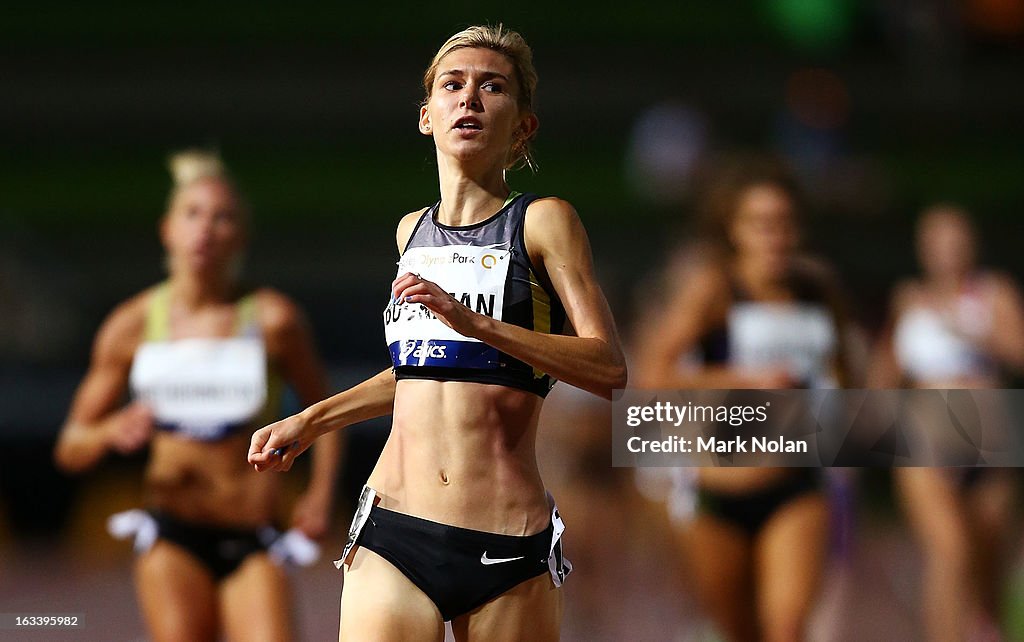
[
  {"x1": 385, "y1": 244, "x2": 511, "y2": 369},
  {"x1": 130, "y1": 336, "x2": 267, "y2": 439},
  {"x1": 728, "y1": 302, "x2": 836, "y2": 385}
]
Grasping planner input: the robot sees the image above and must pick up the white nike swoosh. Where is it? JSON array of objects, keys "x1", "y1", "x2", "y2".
[{"x1": 480, "y1": 552, "x2": 525, "y2": 565}]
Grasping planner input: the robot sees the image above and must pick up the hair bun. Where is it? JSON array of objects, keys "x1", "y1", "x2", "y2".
[{"x1": 168, "y1": 149, "x2": 226, "y2": 188}]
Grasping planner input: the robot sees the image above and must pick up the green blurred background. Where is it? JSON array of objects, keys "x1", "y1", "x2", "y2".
[
  {"x1": 4, "y1": 1, "x2": 1022, "y2": 374},
  {"x1": 4, "y1": 0, "x2": 1024, "y2": 503}
]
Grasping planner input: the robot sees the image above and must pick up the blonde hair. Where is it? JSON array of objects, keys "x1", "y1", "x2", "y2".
[
  {"x1": 422, "y1": 25, "x2": 539, "y2": 171},
  {"x1": 168, "y1": 149, "x2": 226, "y2": 188},
  {"x1": 165, "y1": 149, "x2": 247, "y2": 216}
]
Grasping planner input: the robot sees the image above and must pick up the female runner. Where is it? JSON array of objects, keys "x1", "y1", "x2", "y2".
[
  {"x1": 634, "y1": 158, "x2": 854, "y2": 642},
  {"x1": 55, "y1": 150, "x2": 339, "y2": 642},
  {"x1": 871, "y1": 204, "x2": 1024, "y2": 642},
  {"x1": 248, "y1": 25, "x2": 626, "y2": 642}
]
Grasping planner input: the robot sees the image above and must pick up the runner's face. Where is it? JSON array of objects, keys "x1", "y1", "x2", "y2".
[
  {"x1": 162, "y1": 178, "x2": 246, "y2": 278},
  {"x1": 420, "y1": 47, "x2": 532, "y2": 168},
  {"x1": 917, "y1": 212, "x2": 975, "y2": 279},
  {"x1": 730, "y1": 183, "x2": 799, "y2": 271}
]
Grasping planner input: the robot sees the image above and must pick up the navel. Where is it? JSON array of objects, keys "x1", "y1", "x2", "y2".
[{"x1": 439, "y1": 469, "x2": 450, "y2": 485}]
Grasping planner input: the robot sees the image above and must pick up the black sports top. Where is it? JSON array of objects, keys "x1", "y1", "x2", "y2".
[{"x1": 384, "y1": 192, "x2": 566, "y2": 397}]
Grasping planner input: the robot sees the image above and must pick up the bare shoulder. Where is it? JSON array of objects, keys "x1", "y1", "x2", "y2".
[
  {"x1": 793, "y1": 253, "x2": 839, "y2": 284},
  {"x1": 524, "y1": 196, "x2": 580, "y2": 230},
  {"x1": 680, "y1": 257, "x2": 731, "y2": 304},
  {"x1": 522, "y1": 197, "x2": 586, "y2": 258},
  {"x1": 253, "y1": 288, "x2": 307, "y2": 337},
  {"x1": 94, "y1": 287, "x2": 151, "y2": 362},
  {"x1": 396, "y1": 207, "x2": 430, "y2": 253},
  {"x1": 792, "y1": 253, "x2": 850, "y2": 305},
  {"x1": 653, "y1": 256, "x2": 731, "y2": 338},
  {"x1": 890, "y1": 277, "x2": 921, "y2": 311},
  {"x1": 978, "y1": 270, "x2": 1023, "y2": 300}
]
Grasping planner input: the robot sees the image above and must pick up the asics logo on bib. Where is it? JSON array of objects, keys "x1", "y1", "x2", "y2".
[
  {"x1": 480, "y1": 552, "x2": 525, "y2": 565},
  {"x1": 399, "y1": 340, "x2": 447, "y2": 361}
]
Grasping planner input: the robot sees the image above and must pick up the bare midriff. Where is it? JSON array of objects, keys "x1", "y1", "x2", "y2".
[
  {"x1": 144, "y1": 431, "x2": 278, "y2": 528},
  {"x1": 368, "y1": 379, "x2": 550, "y2": 537}
]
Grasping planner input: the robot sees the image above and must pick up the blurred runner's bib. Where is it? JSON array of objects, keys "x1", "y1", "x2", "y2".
[{"x1": 131, "y1": 337, "x2": 268, "y2": 440}]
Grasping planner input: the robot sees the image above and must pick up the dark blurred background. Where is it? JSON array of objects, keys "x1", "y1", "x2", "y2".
[{"x1": 2, "y1": 1, "x2": 1024, "y2": 639}]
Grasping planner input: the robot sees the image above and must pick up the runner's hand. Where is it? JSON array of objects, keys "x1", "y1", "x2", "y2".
[
  {"x1": 105, "y1": 401, "x2": 154, "y2": 454},
  {"x1": 392, "y1": 272, "x2": 478, "y2": 335},
  {"x1": 248, "y1": 414, "x2": 314, "y2": 472},
  {"x1": 290, "y1": 489, "x2": 331, "y2": 539}
]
